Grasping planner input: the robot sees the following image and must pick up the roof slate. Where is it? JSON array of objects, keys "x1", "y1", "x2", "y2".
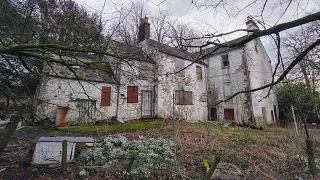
[
  {"x1": 145, "y1": 39, "x2": 206, "y2": 65},
  {"x1": 143, "y1": 35, "x2": 247, "y2": 63},
  {"x1": 193, "y1": 35, "x2": 247, "y2": 59},
  {"x1": 110, "y1": 41, "x2": 155, "y2": 64}
]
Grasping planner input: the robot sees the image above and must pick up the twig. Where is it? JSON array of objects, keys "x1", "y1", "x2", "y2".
[
  {"x1": 257, "y1": 167, "x2": 276, "y2": 180},
  {"x1": 0, "y1": 168, "x2": 6, "y2": 173}
]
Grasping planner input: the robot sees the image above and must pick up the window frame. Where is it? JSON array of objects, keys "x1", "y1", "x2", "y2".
[
  {"x1": 223, "y1": 82, "x2": 232, "y2": 98},
  {"x1": 196, "y1": 65, "x2": 202, "y2": 81},
  {"x1": 221, "y1": 54, "x2": 230, "y2": 68}
]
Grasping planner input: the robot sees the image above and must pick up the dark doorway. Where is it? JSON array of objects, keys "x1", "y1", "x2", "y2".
[{"x1": 210, "y1": 107, "x2": 217, "y2": 121}]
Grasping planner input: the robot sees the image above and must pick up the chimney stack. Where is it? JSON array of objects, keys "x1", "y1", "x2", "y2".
[
  {"x1": 245, "y1": 16, "x2": 259, "y2": 35},
  {"x1": 138, "y1": 17, "x2": 150, "y2": 43}
]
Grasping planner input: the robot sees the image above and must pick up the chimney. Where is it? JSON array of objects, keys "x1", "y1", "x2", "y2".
[
  {"x1": 245, "y1": 16, "x2": 259, "y2": 35},
  {"x1": 138, "y1": 17, "x2": 150, "y2": 42}
]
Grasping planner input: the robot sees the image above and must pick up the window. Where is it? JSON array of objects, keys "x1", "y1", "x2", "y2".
[
  {"x1": 224, "y1": 108, "x2": 235, "y2": 121},
  {"x1": 271, "y1": 110, "x2": 275, "y2": 122},
  {"x1": 101, "y1": 86, "x2": 111, "y2": 106},
  {"x1": 196, "y1": 66, "x2": 202, "y2": 80},
  {"x1": 175, "y1": 59, "x2": 185, "y2": 77},
  {"x1": 221, "y1": 54, "x2": 229, "y2": 68},
  {"x1": 223, "y1": 82, "x2": 232, "y2": 97},
  {"x1": 200, "y1": 92, "x2": 207, "y2": 102},
  {"x1": 175, "y1": 90, "x2": 193, "y2": 105},
  {"x1": 127, "y1": 86, "x2": 138, "y2": 103}
]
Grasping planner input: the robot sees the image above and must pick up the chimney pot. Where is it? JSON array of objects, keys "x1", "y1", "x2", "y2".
[{"x1": 245, "y1": 16, "x2": 259, "y2": 35}]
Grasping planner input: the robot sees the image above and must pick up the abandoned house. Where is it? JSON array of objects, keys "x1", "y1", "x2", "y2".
[{"x1": 35, "y1": 17, "x2": 278, "y2": 125}]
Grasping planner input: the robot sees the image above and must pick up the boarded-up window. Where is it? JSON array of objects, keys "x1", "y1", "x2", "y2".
[
  {"x1": 175, "y1": 90, "x2": 193, "y2": 105},
  {"x1": 221, "y1": 54, "x2": 229, "y2": 68},
  {"x1": 175, "y1": 59, "x2": 185, "y2": 77},
  {"x1": 224, "y1": 108, "x2": 235, "y2": 121},
  {"x1": 127, "y1": 86, "x2": 138, "y2": 103},
  {"x1": 196, "y1": 66, "x2": 202, "y2": 80},
  {"x1": 224, "y1": 82, "x2": 232, "y2": 97},
  {"x1": 101, "y1": 86, "x2": 111, "y2": 106}
]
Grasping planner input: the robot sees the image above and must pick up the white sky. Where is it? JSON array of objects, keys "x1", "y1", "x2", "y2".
[{"x1": 74, "y1": 0, "x2": 319, "y2": 60}]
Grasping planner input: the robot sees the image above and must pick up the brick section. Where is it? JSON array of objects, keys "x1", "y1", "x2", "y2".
[{"x1": 138, "y1": 17, "x2": 150, "y2": 42}]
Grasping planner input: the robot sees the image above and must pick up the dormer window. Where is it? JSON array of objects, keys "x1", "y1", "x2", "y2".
[{"x1": 221, "y1": 54, "x2": 229, "y2": 68}]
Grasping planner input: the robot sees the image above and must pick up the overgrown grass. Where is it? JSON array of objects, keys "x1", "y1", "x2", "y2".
[
  {"x1": 49, "y1": 120, "x2": 164, "y2": 136},
  {"x1": 46, "y1": 120, "x2": 319, "y2": 179}
]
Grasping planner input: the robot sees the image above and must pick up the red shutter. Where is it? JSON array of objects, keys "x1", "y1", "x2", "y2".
[
  {"x1": 127, "y1": 86, "x2": 138, "y2": 103},
  {"x1": 101, "y1": 86, "x2": 111, "y2": 106}
]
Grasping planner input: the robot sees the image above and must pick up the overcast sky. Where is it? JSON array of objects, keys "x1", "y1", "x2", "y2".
[{"x1": 74, "y1": 0, "x2": 319, "y2": 60}]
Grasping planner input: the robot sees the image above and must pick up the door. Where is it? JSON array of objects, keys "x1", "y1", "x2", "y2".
[
  {"x1": 210, "y1": 107, "x2": 217, "y2": 121},
  {"x1": 141, "y1": 91, "x2": 153, "y2": 117}
]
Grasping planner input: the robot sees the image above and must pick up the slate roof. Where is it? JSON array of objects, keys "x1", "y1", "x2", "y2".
[
  {"x1": 145, "y1": 39, "x2": 206, "y2": 65},
  {"x1": 143, "y1": 36, "x2": 247, "y2": 64},
  {"x1": 193, "y1": 35, "x2": 247, "y2": 59},
  {"x1": 110, "y1": 41, "x2": 155, "y2": 64}
]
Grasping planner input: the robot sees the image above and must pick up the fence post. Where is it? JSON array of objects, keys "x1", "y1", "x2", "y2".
[{"x1": 61, "y1": 140, "x2": 68, "y2": 171}]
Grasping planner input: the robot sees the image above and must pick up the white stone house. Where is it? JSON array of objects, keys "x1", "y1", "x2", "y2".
[{"x1": 36, "y1": 17, "x2": 277, "y2": 125}]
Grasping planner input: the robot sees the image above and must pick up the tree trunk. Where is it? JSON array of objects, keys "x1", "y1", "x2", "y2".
[
  {"x1": 302, "y1": 118, "x2": 318, "y2": 177},
  {"x1": 0, "y1": 115, "x2": 20, "y2": 156}
]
